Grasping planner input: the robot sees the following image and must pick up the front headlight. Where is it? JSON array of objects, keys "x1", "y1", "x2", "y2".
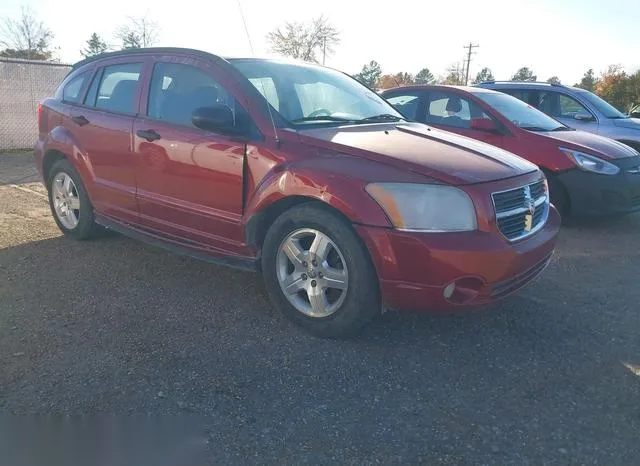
[
  {"x1": 559, "y1": 147, "x2": 620, "y2": 175},
  {"x1": 365, "y1": 183, "x2": 477, "y2": 232}
]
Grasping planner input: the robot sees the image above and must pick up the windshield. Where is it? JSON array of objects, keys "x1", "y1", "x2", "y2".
[
  {"x1": 229, "y1": 59, "x2": 404, "y2": 126},
  {"x1": 576, "y1": 90, "x2": 628, "y2": 119},
  {"x1": 473, "y1": 91, "x2": 566, "y2": 131}
]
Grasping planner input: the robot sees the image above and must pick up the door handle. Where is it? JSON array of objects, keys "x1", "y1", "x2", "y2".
[
  {"x1": 136, "y1": 129, "x2": 161, "y2": 142},
  {"x1": 71, "y1": 115, "x2": 89, "y2": 126}
]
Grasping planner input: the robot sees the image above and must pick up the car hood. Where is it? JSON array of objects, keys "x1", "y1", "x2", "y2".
[
  {"x1": 296, "y1": 122, "x2": 537, "y2": 185},
  {"x1": 613, "y1": 117, "x2": 640, "y2": 129},
  {"x1": 540, "y1": 129, "x2": 639, "y2": 159}
]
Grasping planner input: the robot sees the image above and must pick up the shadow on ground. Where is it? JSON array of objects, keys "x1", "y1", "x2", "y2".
[{"x1": 1, "y1": 214, "x2": 639, "y2": 463}]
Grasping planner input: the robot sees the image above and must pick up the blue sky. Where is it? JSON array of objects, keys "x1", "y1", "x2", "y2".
[{"x1": 1, "y1": 0, "x2": 638, "y2": 84}]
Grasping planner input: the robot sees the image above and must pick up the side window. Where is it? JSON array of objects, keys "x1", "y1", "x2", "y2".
[
  {"x1": 386, "y1": 94, "x2": 421, "y2": 120},
  {"x1": 537, "y1": 91, "x2": 589, "y2": 119},
  {"x1": 93, "y1": 63, "x2": 142, "y2": 114},
  {"x1": 500, "y1": 89, "x2": 538, "y2": 108},
  {"x1": 558, "y1": 94, "x2": 590, "y2": 118},
  {"x1": 425, "y1": 91, "x2": 488, "y2": 129},
  {"x1": 147, "y1": 62, "x2": 241, "y2": 129},
  {"x1": 62, "y1": 72, "x2": 88, "y2": 104}
]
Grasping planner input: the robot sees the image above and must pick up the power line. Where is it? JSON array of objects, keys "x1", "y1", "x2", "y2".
[{"x1": 463, "y1": 43, "x2": 479, "y2": 85}]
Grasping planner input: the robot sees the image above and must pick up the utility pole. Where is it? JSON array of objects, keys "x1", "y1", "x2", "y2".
[{"x1": 463, "y1": 43, "x2": 479, "y2": 85}]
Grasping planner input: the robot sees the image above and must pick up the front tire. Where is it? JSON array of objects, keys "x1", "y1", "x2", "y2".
[
  {"x1": 47, "y1": 159, "x2": 98, "y2": 240},
  {"x1": 547, "y1": 174, "x2": 569, "y2": 219},
  {"x1": 261, "y1": 203, "x2": 381, "y2": 338}
]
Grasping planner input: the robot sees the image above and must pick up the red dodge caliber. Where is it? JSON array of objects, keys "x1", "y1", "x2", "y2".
[{"x1": 34, "y1": 48, "x2": 560, "y2": 337}]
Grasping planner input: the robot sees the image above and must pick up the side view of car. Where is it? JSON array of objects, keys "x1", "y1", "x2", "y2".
[
  {"x1": 35, "y1": 47, "x2": 560, "y2": 337},
  {"x1": 381, "y1": 85, "x2": 640, "y2": 218},
  {"x1": 474, "y1": 81, "x2": 640, "y2": 153}
]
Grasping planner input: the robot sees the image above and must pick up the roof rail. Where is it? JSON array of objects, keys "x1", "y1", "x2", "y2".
[
  {"x1": 71, "y1": 47, "x2": 221, "y2": 70},
  {"x1": 479, "y1": 80, "x2": 566, "y2": 87}
]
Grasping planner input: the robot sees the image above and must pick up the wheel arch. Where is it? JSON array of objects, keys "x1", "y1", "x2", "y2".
[
  {"x1": 617, "y1": 139, "x2": 640, "y2": 153},
  {"x1": 541, "y1": 167, "x2": 571, "y2": 216},
  {"x1": 42, "y1": 149, "x2": 68, "y2": 186},
  {"x1": 245, "y1": 195, "x2": 357, "y2": 253}
]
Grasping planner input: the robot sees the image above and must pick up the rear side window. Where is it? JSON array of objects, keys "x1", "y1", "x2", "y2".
[
  {"x1": 424, "y1": 91, "x2": 489, "y2": 129},
  {"x1": 386, "y1": 93, "x2": 421, "y2": 120},
  {"x1": 90, "y1": 63, "x2": 142, "y2": 114},
  {"x1": 499, "y1": 89, "x2": 539, "y2": 108},
  {"x1": 62, "y1": 72, "x2": 88, "y2": 104}
]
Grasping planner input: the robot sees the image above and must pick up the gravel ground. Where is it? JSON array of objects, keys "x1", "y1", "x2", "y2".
[{"x1": 1, "y1": 152, "x2": 639, "y2": 465}]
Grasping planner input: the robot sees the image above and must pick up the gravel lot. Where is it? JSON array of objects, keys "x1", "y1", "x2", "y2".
[{"x1": 1, "y1": 152, "x2": 639, "y2": 464}]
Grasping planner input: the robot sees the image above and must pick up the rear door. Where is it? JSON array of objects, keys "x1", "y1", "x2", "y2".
[
  {"x1": 68, "y1": 58, "x2": 146, "y2": 223},
  {"x1": 131, "y1": 56, "x2": 249, "y2": 256}
]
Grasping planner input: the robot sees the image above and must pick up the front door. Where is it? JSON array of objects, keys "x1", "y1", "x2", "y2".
[{"x1": 132, "y1": 58, "x2": 248, "y2": 256}]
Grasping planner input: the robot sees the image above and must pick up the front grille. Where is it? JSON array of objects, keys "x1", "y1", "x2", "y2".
[{"x1": 492, "y1": 179, "x2": 549, "y2": 241}]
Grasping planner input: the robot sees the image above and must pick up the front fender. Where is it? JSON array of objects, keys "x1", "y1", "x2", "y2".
[
  {"x1": 244, "y1": 158, "x2": 404, "y2": 231},
  {"x1": 243, "y1": 149, "x2": 438, "y2": 230}
]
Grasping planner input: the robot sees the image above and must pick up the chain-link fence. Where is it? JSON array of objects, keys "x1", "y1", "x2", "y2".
[{"x1": 0, "y1": 58, "x2": 72, "y2": 150}]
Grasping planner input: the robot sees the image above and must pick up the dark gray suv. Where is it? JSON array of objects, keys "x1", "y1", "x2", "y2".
[{"x1": 475, "y1": 81, "x2": 640, "y2": 153}]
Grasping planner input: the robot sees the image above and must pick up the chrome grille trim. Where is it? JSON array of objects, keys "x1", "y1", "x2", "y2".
[{"x1": 492, "y1": 179, "x2": 549, "y2": 242}]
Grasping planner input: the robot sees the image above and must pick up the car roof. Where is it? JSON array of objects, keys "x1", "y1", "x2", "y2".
[
  {"x1": 70, "y1": 47, "x2": 289, "y2": 71},
  {"x1": 474, "y1": 81, "x2": 582, "y2": 91},
  {"x1": 381, "y1": 84, "x2": 501, "y2": 94}
]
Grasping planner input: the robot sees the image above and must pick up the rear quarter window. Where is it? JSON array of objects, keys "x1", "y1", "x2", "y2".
[{"x1": 57, "y1": 71, "x2": 90, "y2": 104}]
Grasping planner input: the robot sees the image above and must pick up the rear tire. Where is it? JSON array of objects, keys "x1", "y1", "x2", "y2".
[
  {"x1": 261, "y1": 203, "x2": 381, "y2": 338},
  {"x1": 47, "y1": 159, "x2": 98, "y2": 240}
]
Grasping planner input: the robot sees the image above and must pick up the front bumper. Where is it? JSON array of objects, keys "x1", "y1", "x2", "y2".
[
  {"x1": 557, "y1": 158, "x2": 640, "y2": 216},
  {"x1": 355, "y1": 206, "x2": 561, "y2": 312}
]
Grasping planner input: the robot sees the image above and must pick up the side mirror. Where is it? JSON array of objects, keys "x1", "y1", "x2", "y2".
[
  {"x1": 470, "y1": 117, "x2": 499, "y2": 133},
  {"x1": 574, "y1": 112, "x2": 594, "y2": 122},
  {"x1": 192, "y1": 105, "x2": 239, "y2": 135}
]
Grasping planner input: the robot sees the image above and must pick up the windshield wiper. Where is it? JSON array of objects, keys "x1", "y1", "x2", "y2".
[
  {"x1": 551, "y1": 126, "x2": 574, "y2": 131},
  {"x1": 357, "y1": 114, "x2": 405, "y2": 123},
  {"x1": 519, "y1": 126, "x2": 549, "y2": 131},
  {"x1": 291, "y1": 116, "x2": 357, "y2": 123}
]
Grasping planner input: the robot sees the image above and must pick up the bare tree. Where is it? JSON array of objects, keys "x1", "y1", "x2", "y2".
[
  {"x1": 440, "y1": 63, "x2": 465, "y2": 85},
  {"x1": 0, "y1": 6, "x2": 54, "y2": 60},
  {"x1": 115, "y1": 14, "x2": 159, "y2": 49},
  {"x1": 267, "y1": 15, "x2": 340, "y2": 64}
]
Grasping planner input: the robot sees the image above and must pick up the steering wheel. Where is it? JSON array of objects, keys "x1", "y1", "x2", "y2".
[{"x1": 308, "y1": 108, "x2": 332, "y2": 118}]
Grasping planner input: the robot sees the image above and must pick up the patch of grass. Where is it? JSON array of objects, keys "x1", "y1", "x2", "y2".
[{"x1": 1, "y1": 148, "x2": 33, "y2": 155}]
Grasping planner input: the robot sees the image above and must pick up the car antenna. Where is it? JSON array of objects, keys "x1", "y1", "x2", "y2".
[{"x1": 236, "y1": 0, "x2": 280, "y2": 146}]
